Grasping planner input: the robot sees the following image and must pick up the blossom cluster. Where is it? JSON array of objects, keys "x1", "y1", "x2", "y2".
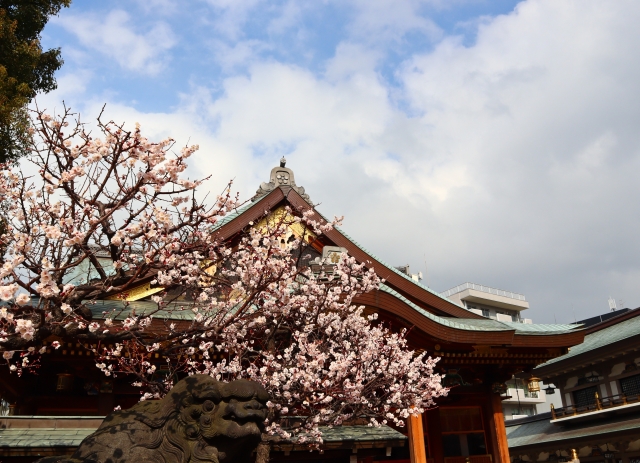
[
  {"x1": 0, "y1": 107, "x2": 234, "y2": 373},
  {"x1": 0, "y1": 108, "x2": 445, "y2": 443}
]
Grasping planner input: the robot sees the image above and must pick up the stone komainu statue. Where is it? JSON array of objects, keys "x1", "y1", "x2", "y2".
[{"x1": 36, "y1": 375, "x2": 269, "y2": 463}]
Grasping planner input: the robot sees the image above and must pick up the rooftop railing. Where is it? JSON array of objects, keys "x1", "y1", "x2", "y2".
[
  {"x1": 551, "y1": 392, "x2": 640, "y2": 420},
  {"x1": 440, "y1": 282, "x2": 526, "y2": 302}
]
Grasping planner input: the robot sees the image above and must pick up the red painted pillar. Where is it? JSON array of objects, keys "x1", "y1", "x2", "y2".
[
  {"x1": 489, "y1": 394, "x2": 510, "y2": 463},
  {"x1": 408, "y1": 413, "x2": 427, "y2": 463}
]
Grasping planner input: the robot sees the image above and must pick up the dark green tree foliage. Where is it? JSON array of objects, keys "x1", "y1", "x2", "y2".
[{"x1": 0, "y1": 0, "x2": 70, "y2": 163}]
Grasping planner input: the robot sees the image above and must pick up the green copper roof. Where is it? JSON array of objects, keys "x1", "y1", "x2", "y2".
[
  {"x1": 88, "y1": 299, "x2": 197, "y2": 321},
  {"x1": 536, "y1": 312, "x2": 640, "y2": 368},
  {"x1": 0, "y1": 421, "x2": 404, "y2": 450},
  {"x1": 498, "y1": 321, "x2": 581, "y2": 335},
  {"x1": 0, "y1": 428, "x2": 94, "y2": 448},
  {"x1": 380, "y1": 285, "x2": 579, "y2": 335},
  {"x1": 212, "y1": 200, "x2": 257, "y2": 230},
  {"x1": 316, "y1": 425, "x2": 407, "y2": 443},
  {"x1": 85, "y1": 285, "x2": 578, "y2": 335},
  {"x1": 380, "y1": 285, "x2": 511, "y2": 332},
  {"x1": 506, "y1": 413, "x2": 640, "y2": 450}
]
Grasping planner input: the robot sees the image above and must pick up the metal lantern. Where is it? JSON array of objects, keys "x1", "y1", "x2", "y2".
[
  {"x1": 527, "y1": 376, "x2": 541, "y2": 393},
  {"x1": 544, "y1": 384, "x2": 556, "y2": 395}
]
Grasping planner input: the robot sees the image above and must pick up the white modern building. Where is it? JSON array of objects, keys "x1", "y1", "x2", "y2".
[
  {"x1": 441, "y1": 282, "x2": 558, "y2": 419},
  {"x1": 441, "y1": 282, "x2": 532, "y2": 324},
  {"x1": 501, "y1": 378, "x2": 549, "y2": 419}
]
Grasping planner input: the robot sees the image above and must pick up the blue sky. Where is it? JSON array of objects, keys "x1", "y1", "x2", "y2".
[
  {"x1": 36, "y1": 0, "x2": 640, "y2": 323},
  {"x1": 42, "y1": 0, "x2": 521, "y2": 112}
]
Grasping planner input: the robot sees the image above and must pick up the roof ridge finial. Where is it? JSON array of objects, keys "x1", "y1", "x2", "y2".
[{"x1": 252, "y1": 157, "x2": 311, "y2": 203}]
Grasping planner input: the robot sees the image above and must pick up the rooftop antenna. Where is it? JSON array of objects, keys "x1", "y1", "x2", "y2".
[
  {"x1": 608, "y1": 296, "x2": 617, "y2": 312},
  {"x1": 423, "y1": 253, "x2": 429, "y2": 288},
  {"x1": 572, "y1": 304, "x2": 576, "y2": 324}
]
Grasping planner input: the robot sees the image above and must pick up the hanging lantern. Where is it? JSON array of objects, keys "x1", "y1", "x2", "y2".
[
  {"x1": 527, "y1": 376, "x2": 541, "y2": 393},
  {"x1": 544, "y1": 384, "x2": 556, "y2": 395}
]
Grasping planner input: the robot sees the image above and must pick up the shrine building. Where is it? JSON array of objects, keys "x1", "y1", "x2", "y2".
[
  {"x1": 507, "y1": 308, "x2": 640, "y2": 463},
  {"x1": 0, "y1": 160, "x2": 587, "y2": 463}
]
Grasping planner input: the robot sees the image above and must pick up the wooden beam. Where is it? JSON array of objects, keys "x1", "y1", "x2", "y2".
[{"x1": 408, "y1": 413, "x2": 427, "y2": 463}]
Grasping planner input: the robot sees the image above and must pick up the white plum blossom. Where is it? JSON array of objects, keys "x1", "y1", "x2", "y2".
[
  {"x1": 15, "y1": 294, "x2": 30, "y2": 305},
  {"x1": 15, "y1": 319, "x2": 34, "y2": 340},
  {"x1": 0, "y1": 284, "x2": 18, "y2": 301},
  {"x1": 0, "y1": 108, "x2": 445, "y2": 445},
  {"x1": 0, "y1": 308, "x2": 13, "y2": 321}
]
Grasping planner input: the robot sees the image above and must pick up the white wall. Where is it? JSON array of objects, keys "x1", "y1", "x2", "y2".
[{"x1": 535, "y1": 381, "x2": 564, "y2": 414}]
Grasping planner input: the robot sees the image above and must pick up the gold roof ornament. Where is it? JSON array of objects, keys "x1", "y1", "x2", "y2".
[{"x1": 106, "y1": 281, "x2": 164, "y2": 302}]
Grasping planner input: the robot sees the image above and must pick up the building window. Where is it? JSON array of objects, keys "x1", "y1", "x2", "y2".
[
  {"x1": 573, "y1": 385, "x2": 598, "y2": 408},
  {"x1": 620, "y1": 373, "x2": 640, "y2": 397}
]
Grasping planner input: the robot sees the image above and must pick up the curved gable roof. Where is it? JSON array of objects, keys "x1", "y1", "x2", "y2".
[
  {"x1": 213, "y1": 185, "x2": 472, "y2": 318},
  {"x1": 212, "y1": 185, "x2": 585, "y2": 348},
  {"x1": 354, "y1": 285, "x2": 582, "y2": 347}
]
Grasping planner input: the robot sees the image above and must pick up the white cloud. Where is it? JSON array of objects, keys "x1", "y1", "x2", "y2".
[
  {"x1": 54, "y1": 9, "x2": 176, "y2": 74},
  {"x1": 267, "y1": 1, "x2": 303, "y2": 35},
  {"x1": 343, "y1": 0, "x2": 443, "y2": 44},
  {"x1": 208, "y1": 39, "x2": 271, "y2": 73},
  {"x1": 134, "y1": 0, "x2": 179, "y2": 15},
  {"x1": 42, "y1": 0, "x2": 640, "y2": 322},
  {"x1": 201, "y1": 0, "x2": 265, "y2": 40}
]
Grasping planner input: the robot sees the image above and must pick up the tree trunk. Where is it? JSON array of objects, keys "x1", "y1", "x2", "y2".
[{"x1": 255, "y1": 441, "x2": 271, "y2": 463}]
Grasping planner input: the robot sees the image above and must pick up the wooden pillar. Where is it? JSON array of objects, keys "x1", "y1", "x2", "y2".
[
  {"x1": 408, "y1": 413, "x2": 427, "y2": 463},
  {"x1": 489, "y1": 394, "x2": 510, "y2": 463}
]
